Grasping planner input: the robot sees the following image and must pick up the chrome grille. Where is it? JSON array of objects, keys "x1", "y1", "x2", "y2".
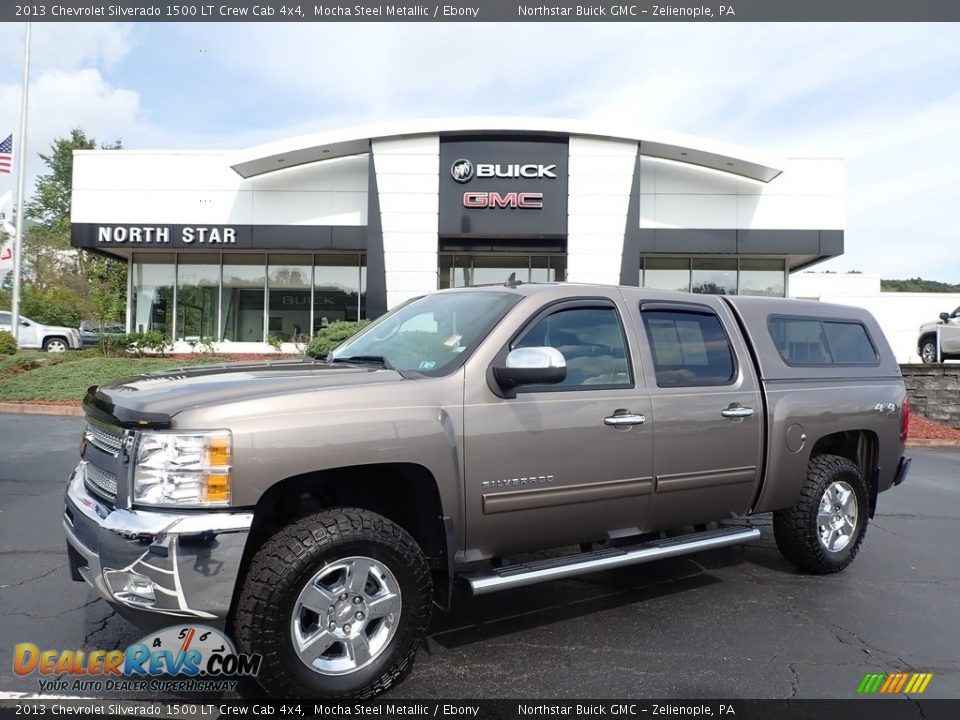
[
  {"x1": 84, "y1": 462, "x2": 118, "y2": 501},
  {"x1": 85, "y1": 420, "x2": 123, "y2": 457}
]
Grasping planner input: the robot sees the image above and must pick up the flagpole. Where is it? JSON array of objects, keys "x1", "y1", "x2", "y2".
[{"x1": 10, "y1": 21, "x2": 31, "y2": 343}]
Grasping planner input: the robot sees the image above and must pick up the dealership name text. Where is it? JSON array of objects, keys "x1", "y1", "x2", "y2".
[{"x1": 97, "y1": 226, "x2": 236, "y2": 244}]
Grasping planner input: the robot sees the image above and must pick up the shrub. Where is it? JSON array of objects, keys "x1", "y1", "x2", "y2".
[
  {"x1": 0, "y1": 331, "x2": 17, "y2": 355},
  {"x1": 100, "y1": 331, "x2": 172, "y2": 357},
  {"x1": 306, "y1": 320, "x2": 370, "y2": 358},
  {"x1": 266, "y1": 334, "x2": 284, "y2": 352}
]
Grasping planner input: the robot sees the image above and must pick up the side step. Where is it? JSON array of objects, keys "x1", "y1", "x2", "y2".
[{"x1": 463, "y1": 525, "x2": 760, "y2": 596}]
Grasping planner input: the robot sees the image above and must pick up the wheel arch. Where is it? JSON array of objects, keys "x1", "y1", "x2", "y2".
[
  {"x1": 229, "y1": 462, "x2": 452, "y2": 626},
  {"x1": 808, "y1": 429, "x2": 880, "y2": 517}
]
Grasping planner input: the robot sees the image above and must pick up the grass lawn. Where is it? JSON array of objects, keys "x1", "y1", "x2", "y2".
[{"x1": 0, "y1": 353, "x2": 229, "y2": 402}]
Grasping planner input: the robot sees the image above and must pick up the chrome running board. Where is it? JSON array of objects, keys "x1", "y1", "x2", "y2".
[{"x1": 463, "y1": 525, "x2": 760, "y2": 596}]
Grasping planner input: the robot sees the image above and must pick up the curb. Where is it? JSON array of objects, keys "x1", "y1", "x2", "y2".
[
  {"x1": 0, "y1": 403, "x2": 83, "y2": 418},
  {"x1": 906, "y1": 438, "x2": 960, "y2": 448}
]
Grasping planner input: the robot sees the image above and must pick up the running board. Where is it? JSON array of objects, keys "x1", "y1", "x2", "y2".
[{"x1": 462, "y1": 526, "x2": 760, "y2": 596}]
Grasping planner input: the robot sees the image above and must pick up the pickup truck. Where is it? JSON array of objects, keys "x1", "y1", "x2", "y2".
[
  {"x1": 64, "y1": 282, "x2": 911, "y2": 699},
  {"x1": 0, "y1": 311, "x2": 82, "y2": 352},
  {"x1": 918, "y1": 305, "x2": 960, "y2": 362}
]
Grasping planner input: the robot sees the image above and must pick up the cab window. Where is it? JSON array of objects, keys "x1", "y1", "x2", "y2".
[{"x1": 514, "y1": 305, "x2": 632, "y2": 388}]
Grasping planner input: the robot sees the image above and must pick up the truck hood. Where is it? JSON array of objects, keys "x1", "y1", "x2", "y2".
[
  {"x1": 84, "y1": 360, "x2": 403, "y2": 428},
  {"x1": 919, "y1": 320, "x2": 943, "y2": 334}
]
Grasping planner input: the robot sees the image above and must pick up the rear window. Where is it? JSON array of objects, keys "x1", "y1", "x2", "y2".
[{"x1": 768, "y1": 317, "x2": 878, "y2": 366}]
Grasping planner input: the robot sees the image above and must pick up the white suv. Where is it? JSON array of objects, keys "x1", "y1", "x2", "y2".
[{"x1": 0, "y1": 311, "x2": 82, "y2": 352}]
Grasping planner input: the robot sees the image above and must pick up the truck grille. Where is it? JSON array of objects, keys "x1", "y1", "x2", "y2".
[
  {"x1": 85, "y1": 420, "x2": 123, "y2": 457},
  {"x1": 84, "y1": 462, "x2": 119, "y2": 502}
]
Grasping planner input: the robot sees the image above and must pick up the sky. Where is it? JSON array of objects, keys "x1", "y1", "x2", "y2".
[{"x1": 0, "y1": 22, "x2": 957, "y2": 281}]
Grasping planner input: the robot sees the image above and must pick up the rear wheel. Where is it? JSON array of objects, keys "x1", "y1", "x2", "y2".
[
  {"x1": 773, "y1": 454, "x2": 869, "y2": 574},
  {"x1": 234, "y1": 508, "x2": 432, "y2": 698},
  {"x1": 43, "y1": 336, "x2": 69, "y2": 353}
]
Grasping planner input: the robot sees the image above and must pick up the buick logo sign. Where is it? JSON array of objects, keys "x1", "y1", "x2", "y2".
[{"x1": 451, "y1": 158, "x2": 474, "y2": 183}]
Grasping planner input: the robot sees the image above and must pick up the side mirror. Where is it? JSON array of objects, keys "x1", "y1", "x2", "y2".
[
  {"x1": 940, "y1": 312, "x2": 950, "y2": 323},
  {"x1": 493, "y1": 347, "x2": 567, "y2": 392}
]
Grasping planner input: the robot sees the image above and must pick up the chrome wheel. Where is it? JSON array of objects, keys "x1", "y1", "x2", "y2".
[
  {"x1": 920, "y1": 341, "x2": 937, "y2": 363},
  {"x1": 44, "y1": 339, "x2": 68, "y2": 352},
  {"x1": 817, "y1": 480, "x2": 858, "y2": 552},
  {"x1": 290, "y1": 556, "x2": 402, "y2": 676}
]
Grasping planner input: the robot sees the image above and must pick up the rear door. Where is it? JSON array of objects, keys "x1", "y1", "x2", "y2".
[
  {"x1": 463, "y1": 295, "x2": 654, "y2": 559},
  {"x1": 633, "y1": 299, "x2": 764, "y2": 530}
]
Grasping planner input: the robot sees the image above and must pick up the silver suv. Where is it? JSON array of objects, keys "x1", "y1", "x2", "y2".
[
  {"x1": 918, "y1": 306, "x2": 960, "y2": 362},
  {"x1": 0, "y1": 311, "x2": 81, "y2": 352}
]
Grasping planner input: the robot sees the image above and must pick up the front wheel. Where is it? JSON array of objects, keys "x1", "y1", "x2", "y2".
[
  {"x1": 43, "y1": 337, "x2": 69, "y2": 352},
  {"x1": 919, "y1": 337, "x2": 938, "y2": 363},
  {"x1": 233, "y1": 508, "x2": 432, "y2": 698},
  {"x1": 773, "y1": 454, "x2": 869, "y2": 574}
]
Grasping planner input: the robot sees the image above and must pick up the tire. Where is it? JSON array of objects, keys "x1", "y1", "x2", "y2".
[
  {"x1": 43, "y1": 336, "x2": 69, "y2": 353},
  {"x1": 773, "y1": 454, "x2": 869, "y2": 574},
  {"x1": 233, "y1": 508, "x2": 432, "y2": 699},
  {"x1": 919, "y1": 336, "x2": 938, "y2": 363}
]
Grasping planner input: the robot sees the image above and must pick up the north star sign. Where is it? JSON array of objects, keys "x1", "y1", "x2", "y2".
[{"x1": 97, "y1": 226, "x2": 238, "y2": 244}]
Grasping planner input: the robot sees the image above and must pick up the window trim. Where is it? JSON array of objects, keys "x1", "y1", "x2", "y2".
[
  {"x1": 489, "y1": 297, "x2": 636, "y2": 394},
  {"x1": 639, "y1": 302, "x2": 739, "y2": 389},
  {"x1": 767, "y1": 315, "x2": 880, "y2": 368}
]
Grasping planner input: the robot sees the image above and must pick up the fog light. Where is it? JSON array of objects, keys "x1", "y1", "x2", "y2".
[{"x1": 104, "y1": 569, "x2": 156, "y2": 605}]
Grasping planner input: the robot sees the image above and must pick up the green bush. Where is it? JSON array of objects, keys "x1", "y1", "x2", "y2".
[
  {"x1": 0, "y1": 330, "x2": 17, "y2": 355},
  {"x1": 20, "y1": 285, "x2": 86, "y2": 327},
  {"x1": 100, "y1": 331, "x2": 172, "y2": 357},
  {"x1": 306, "y1": 320, "x2": 370, "y2": 358}
]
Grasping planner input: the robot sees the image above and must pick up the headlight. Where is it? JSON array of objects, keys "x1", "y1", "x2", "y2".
[{"x1": 133, "y1": 430, "x2": 232, "y2": 507}]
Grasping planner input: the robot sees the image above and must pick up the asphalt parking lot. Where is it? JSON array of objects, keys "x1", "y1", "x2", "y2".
[{"x1": 1, "y1": 413, "x2": 958, "y2": 699}]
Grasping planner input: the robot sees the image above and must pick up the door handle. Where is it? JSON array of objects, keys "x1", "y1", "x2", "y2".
[
  {"x1": 721, "y1": 405, "x2": 754, "y2": 419},
  {"x1": 604, "y1": 413, "x2": 646, "y2": 426}
]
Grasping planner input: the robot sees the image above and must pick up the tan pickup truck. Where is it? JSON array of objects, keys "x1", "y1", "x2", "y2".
[{"x1": 64, "y1": 282, "x2": 911, "y2": 698}]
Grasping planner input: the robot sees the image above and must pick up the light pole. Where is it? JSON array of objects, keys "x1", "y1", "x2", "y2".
[{"x1": 10, "y1": 21, "x2": 31, "y2": 342}]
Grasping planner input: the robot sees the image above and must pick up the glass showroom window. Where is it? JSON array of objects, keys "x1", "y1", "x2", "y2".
[
  {"x1": 132, "y1": 253, "x2": 175, "y2": 339},
  {"x1": 439, "y1": 254, "x2": 567, "y2": 289},
  {"x1": 692, "y1": 258, "x2": 738, "y2": 295},
  {"x1": 313, "y1": 254, "x2": 366, "y2": 330},
  {"x1": 643, "y1": 258, "x2": 691, "y2": 292},
  {"x1": 739, "y1": 259, "x2": 786, "y2": 297},
  {"x1": 268, "y1": 254, "x2": 312, "y2": 341},
  {"x1": 177, "y1": 255, "x2": 220, "y2": 342},
  {"x1": 221, "y1": 254, "x2": 266, "y2": 343}
]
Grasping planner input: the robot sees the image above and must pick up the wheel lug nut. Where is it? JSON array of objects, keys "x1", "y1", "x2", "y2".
[
  {"x1": 343, "y1": 624, "x2": 351, "y2": 633},
  {"x1": 353, "y1": 596, "x2": 362, "y2": 604},
  {"x1": 355, "y1": 612, "x2": 364, "y2": 621},
  {"x1": 328, "y1": 605, "x2": 335, "y2": 614},
  {"x1": 339, "y1": 593, "x2": 347, "y2": 601},
  {"x1": 328, "y1": 621, "x2": 336, "y2": 630}
]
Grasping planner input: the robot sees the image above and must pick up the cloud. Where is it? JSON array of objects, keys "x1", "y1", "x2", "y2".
[{"x1": 0, "y1": 23, "x2": 133, "y2": 75}]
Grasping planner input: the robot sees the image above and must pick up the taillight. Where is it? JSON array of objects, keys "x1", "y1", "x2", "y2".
[{"x1": 900, "y1": 398, "x2": 911, "y2": 443}]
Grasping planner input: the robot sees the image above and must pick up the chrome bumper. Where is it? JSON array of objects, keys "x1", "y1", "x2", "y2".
[{"x1": 63, "y1": 464, "x2": 253, "y2": 620}]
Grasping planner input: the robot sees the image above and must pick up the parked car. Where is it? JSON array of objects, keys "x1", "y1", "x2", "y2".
[
  {"x1": 917, "y1": 306, "x2": 960, "y2": 362},
  {"x1": 0, "y1": 311, "x2": 81, "y2": 352},
  {"x1": 78, "y1": 320, "x2": 127, "y2": 349},
  {"x1": 65, "y1": 283, "x2": 910, "y2": 698}
]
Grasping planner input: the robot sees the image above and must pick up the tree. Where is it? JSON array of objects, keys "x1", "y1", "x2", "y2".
[{"x1": 19, "y1": 129, "x2": 126, "y2": 327}]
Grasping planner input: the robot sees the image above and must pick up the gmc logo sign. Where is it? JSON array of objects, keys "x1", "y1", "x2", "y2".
[{"x1": 463, "y1": 191, "x2": 544, "y2": 209}]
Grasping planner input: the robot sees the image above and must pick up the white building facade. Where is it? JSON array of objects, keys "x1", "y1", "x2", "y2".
[{"x1": 69, "y1": 118, "x2": 845, "y2": 349}]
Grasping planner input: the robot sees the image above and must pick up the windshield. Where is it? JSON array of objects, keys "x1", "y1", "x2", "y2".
[{"x1": 329, "y1": 291, "x2": 518, "y2": 376}]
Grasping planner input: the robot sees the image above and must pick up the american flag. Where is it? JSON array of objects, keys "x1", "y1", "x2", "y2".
[{"x1": 0, "y1": 135, "x2": 11, "y2": 174}]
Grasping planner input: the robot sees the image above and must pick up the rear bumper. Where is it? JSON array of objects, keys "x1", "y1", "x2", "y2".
[
  {"x1": 63, "y1": 463, "x2": 253, "y2": 623},
  {"x1": 893, "y1": 456, "x2": 912, "y2": 487}
]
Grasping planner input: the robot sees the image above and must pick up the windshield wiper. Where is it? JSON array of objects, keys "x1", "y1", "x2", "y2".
[{"x1": 330, "y1": 355, "x2": 394, "y2": 370}]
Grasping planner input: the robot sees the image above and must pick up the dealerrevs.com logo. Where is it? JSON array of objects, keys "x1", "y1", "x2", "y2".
[{"x1": 13, "y1": 624, "x2": 261, "y2": 694}]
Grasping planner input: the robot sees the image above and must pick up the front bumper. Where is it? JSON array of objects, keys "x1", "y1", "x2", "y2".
[{"x1": 63, "y1": 463, "x2": 253, "y2": 622}]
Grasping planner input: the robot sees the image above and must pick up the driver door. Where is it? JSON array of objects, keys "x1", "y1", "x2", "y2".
[
  {"x1": 462, "y1": 298, "x2": 654, "y2": 560},
  {"x1": 942, "y1": 307, "x2": 960, "y2": 354}
]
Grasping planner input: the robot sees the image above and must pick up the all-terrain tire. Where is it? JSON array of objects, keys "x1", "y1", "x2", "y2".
[
  {"x1": 233, "y1": 508, "x2": 432, "y2": 699},
  {"x1": 773, "y1": 454, "x2": 869, "y2": 574}
]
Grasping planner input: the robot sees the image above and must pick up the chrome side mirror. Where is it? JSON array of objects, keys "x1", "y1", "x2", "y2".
[{"x1": 493, "y1": 347, "x2": 567, "y2": 391}]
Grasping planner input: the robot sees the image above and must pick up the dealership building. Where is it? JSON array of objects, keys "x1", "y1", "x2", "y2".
[{"x1": 69, "y1": 118, "x2": 844, "y2": 348}]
